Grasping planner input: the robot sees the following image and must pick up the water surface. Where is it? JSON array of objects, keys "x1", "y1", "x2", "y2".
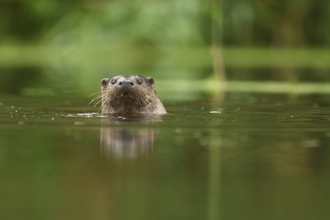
[{"x1": 1, "y1": 92, "x2": 330, "y2": 220}]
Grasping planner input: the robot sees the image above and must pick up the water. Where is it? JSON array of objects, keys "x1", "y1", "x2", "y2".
[{"x1": 1, "y1": 92, "x2": 330, "y2": 220}]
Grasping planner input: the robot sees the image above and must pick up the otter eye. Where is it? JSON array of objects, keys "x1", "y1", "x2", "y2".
[
  {"x1": 111, "y1": 79, "x2": 117, "y2": 85},
  {"x1": 136, "y1": 79, "x2": 142, "y2": 85}
]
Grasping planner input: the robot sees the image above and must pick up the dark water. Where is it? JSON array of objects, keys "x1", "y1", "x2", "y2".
[{"x1": 1, "y1": 93, "x2": 330, "y2": 220}]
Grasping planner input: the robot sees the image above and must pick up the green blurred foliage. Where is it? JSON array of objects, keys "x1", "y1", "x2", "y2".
[
  {"x1": 0, "y1": 0, "x2": 82, "y2": 42},
  {"x1": 1, "y1": 0, "x2": 330, "y2": 95},
  {"x1": 1, "y1": 0, "x2": 330, "y2": 46}
]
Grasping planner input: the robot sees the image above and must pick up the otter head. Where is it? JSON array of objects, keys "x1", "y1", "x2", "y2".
[{"x1": 101, "y1": 75, "x2": 166, "y2": 115}]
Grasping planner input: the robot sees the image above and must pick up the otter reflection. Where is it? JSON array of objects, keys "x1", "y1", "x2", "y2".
[{"x1": 100, "y1": 115, "x2": 161, "y2": 159}]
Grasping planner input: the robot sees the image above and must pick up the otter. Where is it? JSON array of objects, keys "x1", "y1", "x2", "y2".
[{"x1": 101, "y1": 75, "x2": 167, "y2": 115}]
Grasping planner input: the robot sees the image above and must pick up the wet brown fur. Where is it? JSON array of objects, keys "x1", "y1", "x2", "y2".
[{"x1": 101, "y1": 75, "x2": 166, "y2": 115}]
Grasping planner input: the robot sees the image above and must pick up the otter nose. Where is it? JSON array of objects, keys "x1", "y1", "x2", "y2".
[{"x1": 118, "y1": 80, "x2": 134, "y2": 87}]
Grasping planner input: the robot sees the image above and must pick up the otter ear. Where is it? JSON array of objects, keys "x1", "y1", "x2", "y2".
[
  {"x1": 147, "y1": 77, "x2": 154, "y2": 88},
  {"x1": 147, "y1": 77, "x2": 154, "y2": 85},
  {"x1": 101, "y1": 78, "x2": 109, "y2": 87}
]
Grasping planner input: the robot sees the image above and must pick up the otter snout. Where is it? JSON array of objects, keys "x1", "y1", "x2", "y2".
[{"x1": 118, "y1": 80, "x2": 134, "y2": 87}]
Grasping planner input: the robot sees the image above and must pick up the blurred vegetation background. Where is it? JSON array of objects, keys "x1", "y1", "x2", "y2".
[{"x1": 0, "y1": 0, "x2": 330, "y2": 96}]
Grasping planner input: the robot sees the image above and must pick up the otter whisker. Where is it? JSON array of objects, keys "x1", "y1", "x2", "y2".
[
  {"x1": 89, "y1": 91, "x2": 102, "y2": 97},
  {"x1": 89, "y1": 95, "x2": 101, "y2": 102},
  {"x1": 93, "y1": 98, "x2": 103, "y2": 108}
]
